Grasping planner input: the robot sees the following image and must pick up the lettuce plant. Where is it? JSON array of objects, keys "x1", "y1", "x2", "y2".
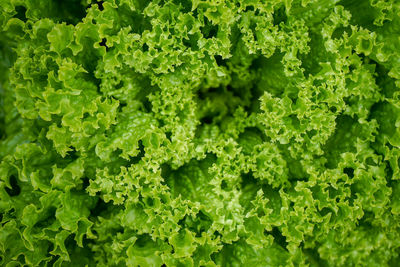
[{"x1": 1, "y1": 0, "x2": 400, "y2": 266}]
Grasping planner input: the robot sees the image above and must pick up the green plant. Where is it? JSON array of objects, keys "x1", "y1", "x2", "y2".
[{"x1": 1, "y1": 0, "x2": 400, "y2": 266}]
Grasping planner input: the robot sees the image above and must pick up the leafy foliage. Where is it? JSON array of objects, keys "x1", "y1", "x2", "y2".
[{"x1": 1, "y1": 0, "x2": 400, "y2": 266}]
